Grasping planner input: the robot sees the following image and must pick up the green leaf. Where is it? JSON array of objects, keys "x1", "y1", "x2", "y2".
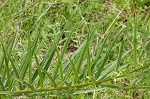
[
  {"x1": 69, "y1": 58, "x2": 80, "y2": 83},
  {"x1": 19, "y1": 32, "x2": 40, "y2": 80},
  {"x1": 34, "y1": 53, "x2": 43, "y2": 88},
  {"x1": 116, "y1": 37, "x2": 124, "y2": 72},
  {"x1": 40, "y1": 67, "x2": 56, "y2": 88},
  {"x1": 13, "y1": 77, "x2": 35, "y2": 91},
  {"x1": 0, "y1": 34, "x2": 16, "y2": 82},
  {"x1": 2, "y1": 44, "x2": 11, "y2": 90},
  {"x1": 96, "y1": 27, "x2": 125, "y2": 80}
]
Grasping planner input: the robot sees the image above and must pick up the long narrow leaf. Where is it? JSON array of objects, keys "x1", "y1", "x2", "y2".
[
  {"x1": 34, "y1": 53, "x2": 43, "y2": 88},
  {"x1": 96, "y1": 27, "x2": 125, "y2": 80},
  {"x1": 2, "y1": 44, "x2": 11, "y2": 90},
  {"x1": 19, "y1": 32, "x2": 40, "y2": 80},
  {"x1": 116, "y1": 37, "x2": 124, "y2": 72},
  {"x1": 13, "y1": 77, "x2": 35, "y2": 91}
]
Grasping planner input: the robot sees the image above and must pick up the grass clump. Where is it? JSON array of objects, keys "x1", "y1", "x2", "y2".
[{"x1": 0, "y1": 0, "x2": 149, "y2": 98}]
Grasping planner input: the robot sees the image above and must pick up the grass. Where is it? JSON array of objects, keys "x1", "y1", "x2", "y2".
[{"x1": 0, "y1": 0, "x2": 150, "y2": 98}]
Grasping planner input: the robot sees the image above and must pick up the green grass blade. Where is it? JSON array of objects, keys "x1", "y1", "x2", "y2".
[
  {"x1": 7, "y1": 55, "x2": 19, "y2": 79},
  {"x1": 19, "y1": 5, "x2": 51, "y2": 81},
  {"x1": 19, "y1": 32, "x2": 40, "y2": 80},
  {"x1": 57, "y1": 78, "x2": 71, "y2": 86},
  {"x1": 86, "y1": 32, "x2": 91, "y2": 76},
  {"x1": 7, "y1": 54, "x2": 22, "y2": 90},
  {"x1": 91, "y1": 0, "x2": 130, "y2": 72},
  {"x1": 13, "y1": 77, "x2": 35, "y2": 91},
  {"x1": 69, "y1": 58, "x2": 80, "y2": 83},
  {"x1": 133, "y1": 15, "x2": 137, "y2": 65},
  {"x1": 52, "y1": 36, "x2": 63, "y2": 79},
  {"x1": 90, "y1": 31, "x2": 110, "y2": 72},
  {"x1": 116, "y1": 37, "x2": 124, "y2": 72},
  {"x1": 34, "y1": 53, "x2": 43, "y2": 88},
  {"x1": 52, "y1": 34, "x2": 65, "y2": 79},
  {"x1": 27, "y1": 34, "x2": 32, "y2": 84},
  {"x1": 77, "y1": 45, "x2": 87, "y2": 72},
  {"x1": 32, "y1": 47, "x2": 55, "y2": 83},
  {"x1": 40, "y1": 68, "x2": 56, "y2": 88},
  {"x1": 2, "y1": 44, "x2": 11, "y2": 90},
  {"x1": 96, "y1": 28, "x2": 125, "y2": 80},
  {"x1": 63, "y1": 24, "x2": 99, "y2": 81},
  {"x1": 64, "y1": 43, "x2": 86, "y2": 81},
  {"x1": 60, "y1": 30, "x2": 73, "y2": 59},
  {"x1": 0, "y1": 34, "x2": 16, "y2": 76},
  {"x1": 0, "y1": 77, "x2": 5, "y2": 91},
  {"x1": 32, "y1": 32, "x2": 63, "y2": 83}
]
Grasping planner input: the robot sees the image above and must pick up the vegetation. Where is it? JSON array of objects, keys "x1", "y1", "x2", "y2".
[{"x1": 0, "y1": 0, "x2": 149, "y2": 98}]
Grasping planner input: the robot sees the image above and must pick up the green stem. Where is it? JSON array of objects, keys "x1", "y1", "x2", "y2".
[{"x1": 10, "y1": 64, "x2": 149, "y2": 95}]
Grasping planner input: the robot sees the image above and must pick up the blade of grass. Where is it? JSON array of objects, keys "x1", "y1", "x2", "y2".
[
  {"x1": 76, "y1": 44, "x2": 87, "y2": 73},
  {"x1": 20, "y1": 5, "x2": 51, "y2": 82},
  {"x1": 75, "y1": 26, "x2": 93, "y2": 73},
  {"x1": 64, "y1": 43, "x2": 86, "y2": 81},
  {"x1": 133, "y1": 13, "x2": 137, "y2": 66},
  {"x1": 0, "y1": 77, "x2": 5, "y2": 91},
  {"x1": 87, "y1": 31, "x2": 91, "y2": 76},
  {"x1": 7, "y1": 54, "x2": 22, "y2": 90},
  {"x1": 32, "y1": 31, "x2": 63, "y2": 83},
  {"x1": 64, "y1": 24, "x2": 99, "y2": 81},
  {"x1": 27, "y1": 34, "x2": 32, "y2": 84},
  {"x1": 32, "y1": 46, "x2": 55, "y2": 83},
  {"x1": 116, "y1": 37, "x2": 124, "y2": 72},
  {"x1": 2, "y1": 44, "x2": 11, "y2": 90},
  {"x1": 60, "y1": 30, "x2": 73, "y2": 60},
  {"x1": 53, "y1": 19, "x2": 87, "y2": 81},
  {"x1": 13, "y1": 77, "x2": 35, "y2": 91},
  {"x1": 98, "y1": 46, "x2": 131, "y2": 80},
  {"x1": 40, "y1": 68, "x2": 57, "y2": 88},
  {"x1": 7, "y1": 55, "x2": 19, "y2": 79},
  {"x1": 69, "y1": 58, "x2": 80, "y2": 83},
  {"x1": 52, "y1": 36, "x2": 63, "y2": 79},
  {"x1": 98, "y1": 61, "x2": 116, "y2": 80},
  {"x1": 90, "y1": 31, "x2": 110, "y2": 72},
  {"x1": 34, "y1": 53, "x2": 43, "y2": 88},
  {"x1": 0, "y1": 34, "x2": 16, "y2": 81},
  {"x1": 57, "y1": 78, "x2": 71, "y2": 87},
  {"x1": 64, "y1": 38, "x2": 89, "y2": 81},
  {"x1": 19, "y1": 32, "x2": 40, "y2": 80},
  {"x1": 91, "y1": 0, "x2": 130, "y2": 72},
  {"x1": 96, "y1": 27, "x2": 125, "y2": 80}
]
